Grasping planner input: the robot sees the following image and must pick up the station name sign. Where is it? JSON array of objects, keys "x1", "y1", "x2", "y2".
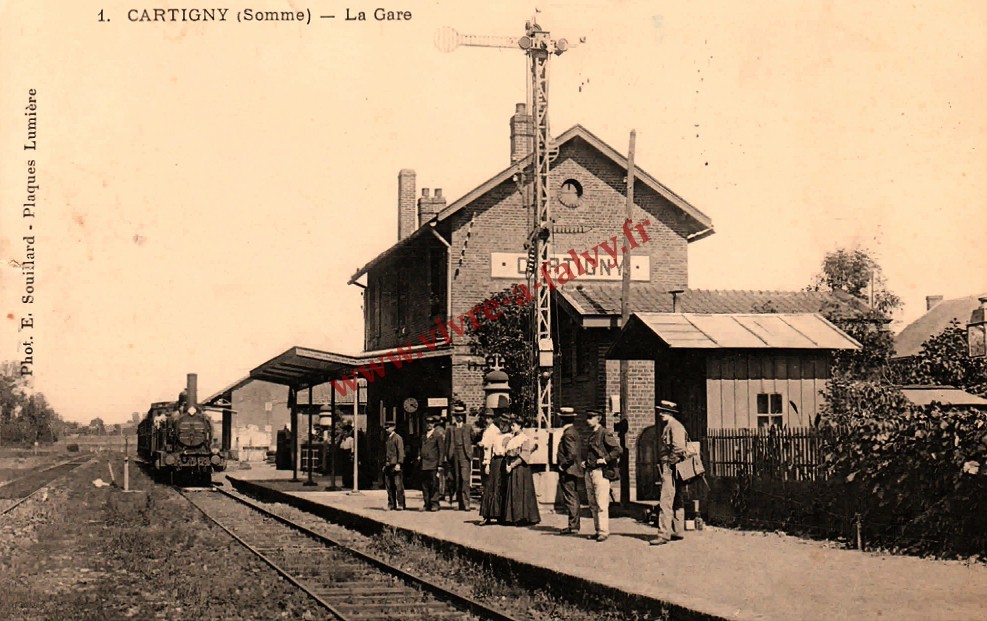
[{"x1": 490, "y1": 253, "x2": 649, "y2": 281}]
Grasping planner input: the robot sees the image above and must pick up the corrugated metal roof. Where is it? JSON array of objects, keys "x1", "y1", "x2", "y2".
[
  {"x1": 627, "y1": 313, "x2": 860, "y2": 350},
  {"x1": 898, "y1": 386, "x2": 987, "y2": 407}
]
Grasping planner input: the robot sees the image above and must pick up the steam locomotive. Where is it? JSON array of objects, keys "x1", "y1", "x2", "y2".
[{"x1": 137, "y1": 373, "x2": 226, "y2": 485}]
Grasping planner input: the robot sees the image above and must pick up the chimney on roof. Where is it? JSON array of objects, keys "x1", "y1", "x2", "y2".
[
  {"x1": 510, "y1": 103, "x2": 534, "y2": 163},
  {"x1": 926, "y1": 295, "x2": 944, "y2": 311},
  {"x1": 418, "y1": 187, "x2": 447, "y2": 225},
  {"x1": 398, "y1": 169, "x2": 416, "y2": 240}
]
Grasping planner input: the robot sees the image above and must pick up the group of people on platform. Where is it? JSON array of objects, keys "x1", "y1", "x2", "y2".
[
  {"x1": 381, "y1": 404, "x2": 477, "y2": 513},
  {"x1": 477, "y1": 410, "x2": 541, "y2": 526},
  {"x1": 380, "y1": 399, "x2": 693, "y2": 545}
]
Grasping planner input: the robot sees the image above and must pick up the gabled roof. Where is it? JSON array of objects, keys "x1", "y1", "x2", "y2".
[
  {"x1": 349, "y1": 124, "x2": 713, "y2": 283},
  {"x1": 558, "y1": 284, "x2": 866, "y2": 328},
  {"x1": 608, "y1": 312, "x2": 861, "y2": 359},
  {"x1": 202, "y1": 376, "x2": 255, "y2": 405},
  {"x1": 434, "y1": 125, "x2": 713, "y2": 233},
  {"x1": 893, "y1": 295, "x2": 984, "y2": 359}
]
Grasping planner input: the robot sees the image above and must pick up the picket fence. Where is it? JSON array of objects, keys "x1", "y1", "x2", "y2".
[{"x1": 702, "y1": 427, "x2": 830, "y2": 482}]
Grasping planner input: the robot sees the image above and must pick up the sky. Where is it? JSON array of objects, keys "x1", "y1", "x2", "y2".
[{"x1": 1, "y1": 0, "x2": 985, "y2": 424}]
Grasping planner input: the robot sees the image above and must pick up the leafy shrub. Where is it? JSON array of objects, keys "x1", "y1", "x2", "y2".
[{"x1": 820, "y1": 379, "x2": 987, "y2": 556}]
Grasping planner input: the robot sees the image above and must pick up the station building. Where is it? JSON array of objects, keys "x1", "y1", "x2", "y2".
[
  {"x1": 345, "y1": 106, "x2": 860, "y2": 499},
  {"x1": 231, "y1": 106, "x2": 859, "y2": 498}
]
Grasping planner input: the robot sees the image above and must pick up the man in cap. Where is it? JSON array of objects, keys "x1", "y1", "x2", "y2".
[
  {"x1": 418, "y1": 416, "x2": 446, "y2": 511},
  {"x1": 382, "y1": 421, "x2": 405, "y2": 511},
  {"x1": 555, "y1": 407, "x2": 584, "y2": 535},
  {"x1": 582, "y1": 409, "x2": 621, "y2": 541},
  {"x1": 651, "y1": 400, "x2": 688, "y2": 545},
  {"x1": 445, "y1": 404, "x2": 474, "y2": 510}
]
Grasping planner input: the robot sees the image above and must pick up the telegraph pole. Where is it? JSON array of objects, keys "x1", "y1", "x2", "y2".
[{"x1": 618, "y1": 130, "x2": 636, "y2": 506}]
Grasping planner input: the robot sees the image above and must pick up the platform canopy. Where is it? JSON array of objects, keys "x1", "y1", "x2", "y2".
[
  {"x1": 249, "y1": 344, "x2": 453, "y2": 390},
  {"x1": 608, "y1": 312, "x2": 861, "y2": 360},
  {"x1": 249, "y1": 347, "x2": 365, "y2": 389}
]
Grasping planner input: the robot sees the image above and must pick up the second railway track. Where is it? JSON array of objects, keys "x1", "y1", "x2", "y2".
[
  {"x1": 182, "y1": 487, "x2": 524, "y2": 621},
  {"x1": 0, "y1": 455, "x2": 92, "y2": 516}
]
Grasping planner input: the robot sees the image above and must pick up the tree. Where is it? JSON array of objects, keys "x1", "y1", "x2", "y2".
[
  {"x1": 464, "y1": 288, "x2": 536, "y2": 422},
  {"x1": 808, "y1": 247, "x2": 901, "y2": 379},
  {"x1": 892, "y1": 320, "x2": 987, "y2": 396},
  {"x1": 0, "y1": 361, "x2": 60, "y2": 444}
]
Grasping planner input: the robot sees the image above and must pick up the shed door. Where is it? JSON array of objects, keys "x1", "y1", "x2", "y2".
[{"x1": 636, "y1": 425, "x2": 658, "y2": 500}]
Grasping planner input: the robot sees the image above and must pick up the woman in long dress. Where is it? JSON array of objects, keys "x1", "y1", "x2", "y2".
[
  {"x1": 502, "y1": 418, "x2": 541, "y2": 526},
  {"x1": 478, "y1": 417, "x2": 508, "y2": 525}
]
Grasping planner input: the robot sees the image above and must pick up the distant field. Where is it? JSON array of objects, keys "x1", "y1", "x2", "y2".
[{"x1": 56, "y1": 435, "x2": 138, "y2": 451}]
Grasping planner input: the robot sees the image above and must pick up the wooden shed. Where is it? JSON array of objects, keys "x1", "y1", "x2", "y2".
[
  {"x1": 609, "y1": 312, "x2": 860, "y2": 498},
  {"x1": 609, "y1": 312, "x2": 860, "y2": 432}
]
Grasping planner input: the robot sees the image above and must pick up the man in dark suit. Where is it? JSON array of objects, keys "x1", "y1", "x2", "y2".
[
  {"x1": 382, "y1": 421, "x2": 405, "y2": 510},
  {"x1": 418, "y1": 416, "x2": 445, "y2": 511},
  {"x1": 445, "y1": 405, "x2": 474, "y2": 510},
  {"x1": 555, "y1": 407, "x2": 584, "y2": 534}
]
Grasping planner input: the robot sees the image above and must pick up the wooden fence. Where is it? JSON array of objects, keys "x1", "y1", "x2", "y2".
[{"x1": 702, "y1": 427, "x2": 829, "y2": 482}]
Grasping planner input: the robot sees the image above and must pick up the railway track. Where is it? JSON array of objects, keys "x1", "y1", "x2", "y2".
[
  {"x1": 0, "y1": 456, "x2": 92, "y2": 516},
  {"x1": 182, "y1": 487, "x2": 523, "y2": 621}
]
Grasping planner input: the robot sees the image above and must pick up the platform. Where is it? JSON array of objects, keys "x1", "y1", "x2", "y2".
[{"x1": 227, "y1": 464, "x2": 987, "y2": 621}]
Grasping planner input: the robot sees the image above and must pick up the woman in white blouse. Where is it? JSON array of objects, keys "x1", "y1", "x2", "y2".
[{"x1": 501, "y1": 417, "x2": 540, "y2": 526}]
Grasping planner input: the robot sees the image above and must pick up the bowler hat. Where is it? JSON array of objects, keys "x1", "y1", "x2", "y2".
[
  {"x1": 655, "y1": 400, "x2": 680, "y2": 415},
  {"x1": 585, "y1": 409, "x2": 603, "y2": 420},
  {"x1": 452, "y1": 403, "x2": 467, "y2": 414},
  {"x1": 558, "y1": 407, "x2": 576, "y2": 419}
]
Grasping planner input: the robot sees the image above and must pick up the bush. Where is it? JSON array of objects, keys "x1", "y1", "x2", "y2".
[
  {"x1": 66, "y1": 443, "x2": 80, "y2": 452},
  {"x1": 819, "y1": 379, "x2": 987, "y2": 556}
]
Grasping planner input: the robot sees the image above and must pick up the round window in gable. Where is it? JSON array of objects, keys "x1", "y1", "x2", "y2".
[{"x1": 559, "y1": 179, "x2": 583, "y2": 208}]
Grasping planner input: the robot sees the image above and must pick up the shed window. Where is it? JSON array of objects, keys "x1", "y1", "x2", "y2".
[{"x1": 756, "y1": 393, "x2": 784, "y2": 428}]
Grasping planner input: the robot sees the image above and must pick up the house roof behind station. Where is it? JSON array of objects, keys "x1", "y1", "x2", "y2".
[{"x1": 893, "y1": 295, "x2": 984, "y2": 359}]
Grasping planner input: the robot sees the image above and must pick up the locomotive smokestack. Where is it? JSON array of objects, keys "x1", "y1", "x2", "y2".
[{"x1": 186, "y1": 373, "x2": 198, "y2": 406}]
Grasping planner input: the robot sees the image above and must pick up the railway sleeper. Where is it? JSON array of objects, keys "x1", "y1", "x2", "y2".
[
  {"x1": 333, "y1": 609, "x2": 468, "y2": 621},
  {"x1": 313, "y1": 587, "x2": 413, "y2": 596}
]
